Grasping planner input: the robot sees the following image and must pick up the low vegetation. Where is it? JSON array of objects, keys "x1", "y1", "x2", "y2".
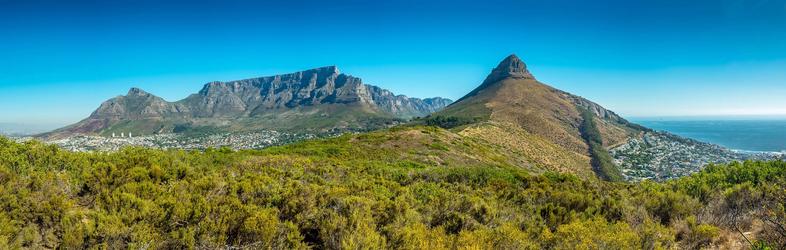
[
  {"x1": 419, "y1": 115, "x2": 483, "y2": 129},
  {"x1": 579, "y1": 109, "x2": 624, "y2": 182},
  {"x1": 0, "y1": 130, "x2": 783, "y2": 249}
]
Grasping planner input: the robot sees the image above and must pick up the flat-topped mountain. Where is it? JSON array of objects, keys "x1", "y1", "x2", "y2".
[{"x1": 45, "y1": 66, "x2": 452, "y2": 138}]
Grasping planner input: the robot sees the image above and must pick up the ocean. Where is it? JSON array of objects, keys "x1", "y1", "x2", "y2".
[{"x1": 631, "y1": 118, "x2": 786, "y2": 153}]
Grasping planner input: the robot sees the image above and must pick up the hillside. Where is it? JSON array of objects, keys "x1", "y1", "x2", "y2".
[
  {"x1": 427, "y1": 55, "x2": 647, "y2": 180},
  {"x1": 420, "y1": 55, "x2": 773, "y2": 181},
  {"x1": 43, "y1": 66, "x2": 452, "y2": 138},
  {"x1": 0, "y1": 132, "x2": 783, "y2": 249}
]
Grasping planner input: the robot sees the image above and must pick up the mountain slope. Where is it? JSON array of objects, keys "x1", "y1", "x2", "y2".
[
  {"x1": 429, "y1": 55, "x2": 648, "y2": 179},
  {"x1": 428, "y1": 54, "x2": 767, "y2": 181},
  {"x1": 45, "y1": 67, "x2": 452, "y2": 138}
]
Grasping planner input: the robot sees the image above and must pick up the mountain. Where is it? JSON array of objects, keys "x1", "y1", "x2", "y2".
[
  {"x1": 0, "y1": 123, "x2": 64, "y2": 136},
  {"x1": 422, "y1": 54, "x2": 774, "y2": 181},
  {"x1": 426, "y1": 55, "x2": 652, "y2": 180},
  {"x1": 44, "y1": 66, "x2": 452, "y2": 138}
]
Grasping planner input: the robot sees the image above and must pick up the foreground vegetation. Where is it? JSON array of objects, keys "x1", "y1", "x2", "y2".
[{"x1": 0, "y1": 128, "x2": 784, "y2": 249}]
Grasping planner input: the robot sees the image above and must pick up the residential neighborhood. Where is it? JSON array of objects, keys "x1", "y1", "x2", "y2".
[
  {"x1": 14, "y1": 131, "x2": 320, "y2": 152},
  {"x1": 611, "y1": 132, "x2": 783, "y2": 181}
]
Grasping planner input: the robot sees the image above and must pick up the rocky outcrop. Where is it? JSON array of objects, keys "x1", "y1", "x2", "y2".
[
  {"x1": 485, "y1": 54, "x2": 535, "y2": 82},
  {"x1": 455, "y1": 54, "x2": 535, "y2": 103},
  {"x1": 559, "y1": 91, "x2": 626, "y2": 123}
]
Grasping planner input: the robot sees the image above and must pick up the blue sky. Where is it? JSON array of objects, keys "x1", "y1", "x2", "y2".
[{"x1": 2, "y1": 0, "x2": 786, "y2": 125}]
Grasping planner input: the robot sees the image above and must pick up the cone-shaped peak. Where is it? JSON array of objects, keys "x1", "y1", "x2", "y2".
[
  {"x1": 451, "y1": 54, "x2": 536, "y2": 103},
  {"x1": 127, "y1": 87, "x2": 151, "y2": 96},
  {"x1": 490, "y1": 54, "x2": 533, "y2": 80}
]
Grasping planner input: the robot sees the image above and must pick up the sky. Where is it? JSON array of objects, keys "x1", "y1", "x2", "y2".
[{"x1": 1, "y1": 0, "x2": 786, "y2": 126}]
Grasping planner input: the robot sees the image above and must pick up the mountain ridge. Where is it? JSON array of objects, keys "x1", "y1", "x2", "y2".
[{"x1": 44, "y1": 66, "x2": 452, "y2": 138}]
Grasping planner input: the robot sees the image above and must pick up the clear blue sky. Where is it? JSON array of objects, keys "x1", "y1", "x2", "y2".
[{"x1": 2, "y1": 0, "x2": 786, "y2": 125}]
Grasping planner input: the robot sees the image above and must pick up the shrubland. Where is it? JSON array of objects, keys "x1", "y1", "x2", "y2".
[{"x1": 0, "y1": 127, "x2": 783, "y2": 249}]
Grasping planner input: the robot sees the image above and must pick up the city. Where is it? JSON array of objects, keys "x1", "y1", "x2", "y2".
[
  {"x1": 12, "y1": 130, "x2": 321, "y2": 151},
  {"x1": 611, "y1": 131, "x2": 784, "y2": 181}
]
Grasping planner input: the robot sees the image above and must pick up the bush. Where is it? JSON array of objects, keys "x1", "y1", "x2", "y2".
[
  {"x1": 421, "y1": 116, "x2": 480, "y2": 129},
  {"x1": 579, "y1": 109, "x2": 623, "y2": 181},
  {"x1": 0, "y1": 135, "x2": 783, "y2": 248}
]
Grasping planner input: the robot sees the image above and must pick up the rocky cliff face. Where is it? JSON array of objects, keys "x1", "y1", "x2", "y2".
[
  {"x1": 365, "y1": 85, "x2": 454, "y2": 118},
  {"x1": 179, "y1": 66, "x2": 360, "y2": 117},
  {"x1": 173, "y1": 66, "x2": 448, "y2": 119},
  {"x1": 48, "y1": 66, "x2": 452, "y2": 137}
]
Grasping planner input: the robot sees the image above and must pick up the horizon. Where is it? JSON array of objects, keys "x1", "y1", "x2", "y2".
[{"x1": 2, "y1": 0, "x2": 786, "y2": 125}]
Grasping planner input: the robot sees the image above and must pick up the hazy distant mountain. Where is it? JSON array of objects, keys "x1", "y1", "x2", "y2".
[
  {"x1": 0, "y1": 123, "x2": 64, "y2": 136},
  {"x1": 44, "y1": 66, "x2": 452, "y2": 138}
]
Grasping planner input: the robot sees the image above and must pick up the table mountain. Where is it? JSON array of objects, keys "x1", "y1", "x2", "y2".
[{"x1": 45, "y1": 66, "x2": 452, "y2": 138}]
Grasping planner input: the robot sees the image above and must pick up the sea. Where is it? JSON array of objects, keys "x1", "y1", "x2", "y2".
[{"x1": 631, "y1": 117, "x2": 786, "y2": 153}]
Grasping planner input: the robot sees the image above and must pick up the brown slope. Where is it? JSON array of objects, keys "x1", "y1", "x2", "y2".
[{"x1": 433, "y1": 54, "x2": 645, "y2": 176}]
